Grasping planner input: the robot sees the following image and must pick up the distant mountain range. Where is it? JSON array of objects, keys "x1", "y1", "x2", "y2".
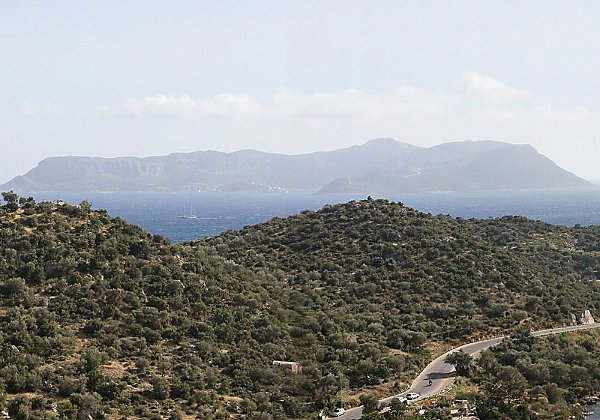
[{"x1": 2, "y1": 139, "x2": 592, "y2": 193}]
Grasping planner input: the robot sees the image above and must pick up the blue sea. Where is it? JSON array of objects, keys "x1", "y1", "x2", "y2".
[{"x1": 32, "y1": 189, "x2": 600, "y2": 243}]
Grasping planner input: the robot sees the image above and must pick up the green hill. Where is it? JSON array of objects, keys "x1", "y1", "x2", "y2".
[
  {"x1": 204, "y1": 199, "x2": 600, "y2": 338},
  {"x1": 0, "y1": 193, "x2": 328, "y2": 419},
  {"x1": 1, "y1": 193, "x2": 599, "y2": 419}
]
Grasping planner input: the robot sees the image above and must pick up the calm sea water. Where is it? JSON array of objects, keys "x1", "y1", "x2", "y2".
[{"x1": 32, "y1": 189, "x2": 600, "y2": 243}]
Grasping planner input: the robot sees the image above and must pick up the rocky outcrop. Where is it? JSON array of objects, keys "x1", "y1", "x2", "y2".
[
  {"x1": 77, "y1": 410, "x2": 93, "y2": 420},
  {"x1": 571, "y1": 310, "x2": 595, "y2": 325}
]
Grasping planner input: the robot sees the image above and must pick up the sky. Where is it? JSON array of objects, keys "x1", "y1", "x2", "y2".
[{"x1": 2, "y1": 0, "x2": 600, "y2": 183}]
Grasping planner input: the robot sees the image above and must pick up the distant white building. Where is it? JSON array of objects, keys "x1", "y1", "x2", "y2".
[{"x1": 272, "y1": 360, "x2": 301, "y2": 373}]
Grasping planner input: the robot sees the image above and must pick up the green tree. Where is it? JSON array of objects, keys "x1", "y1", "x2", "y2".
[
  {"x1": 1, "y1": 191, "x2": 19, "y2": 211},
  {"x1": 388, "y1": 397, "x2": 407, "y2": 417},
  {"x1": 444, "y1": 350, "x2": 473, "y2": 377},
  {"x1": 360, "y1": 393, "x2": 379, "y2": 414},
  {"x1": 8, "y1": 396, "x2": 31, "y2": 420},
  {"x1": 150, "y1": 376, "x2": 171, "y2": 400},
  {"x1": 80, "y1": 200, "x2": 92, "y2": 212},
  {"x1": 544, "y1": 383, "x2": 563, "y2": 404},
  {"x1": 496, "y1": 366, "x2": 528, "y2": 400},
  {"x1": 423, "y1": 407, "x2": 452, "y2": 419},
  {"x1": 509, "y1": 327, "x2": 534, "y2": 351}
]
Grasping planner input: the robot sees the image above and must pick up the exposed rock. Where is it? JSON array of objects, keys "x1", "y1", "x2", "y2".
[
  {"x1": 572, "y1": 310, "x2": 595, "y2": 325},
  {"x1": 77, "y1": 410, "x2": 93, "y2": 420}
]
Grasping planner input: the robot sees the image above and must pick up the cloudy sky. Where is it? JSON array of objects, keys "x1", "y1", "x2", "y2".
[{"x1": 2, "y1": 0, "x2": 600, "y2": 183}]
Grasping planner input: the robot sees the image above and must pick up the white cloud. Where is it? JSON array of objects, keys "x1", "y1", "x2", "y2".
[
  {"x1": 477, "y1": 103, "x2": 594, "y2": 122},
  {"x1": 270, "y1": 87, "x2": 453, "y2": 122},
  {"x1": 97, "y1": 93, "x2": 264, "y2": 119},
  {"x1": 99, "y1": 87, "x2": 454, "y2": 123},
  {"x1": 97, "y1": 72, "x2": 594, "y2": 128},
  {"x1": 460, "y1": 71, "x2": 531, "y2": 103}
]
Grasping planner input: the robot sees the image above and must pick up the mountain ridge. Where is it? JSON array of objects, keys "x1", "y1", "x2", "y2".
[
  {"x1": 326, "y1": 141, "x2": 589, "y2": 194},
  {"x1": 2, "y1": 139, "x2": 591, "y2": 193}
]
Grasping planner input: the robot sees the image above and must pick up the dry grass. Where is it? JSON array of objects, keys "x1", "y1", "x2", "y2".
[{"x1": 100, "y1": 360, "x2": 127, "y2": 379}]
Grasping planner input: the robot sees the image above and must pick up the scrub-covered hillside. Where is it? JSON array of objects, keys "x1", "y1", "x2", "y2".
[{"x1": 1, "y1": 193, "x2": 599, "y2": 419}]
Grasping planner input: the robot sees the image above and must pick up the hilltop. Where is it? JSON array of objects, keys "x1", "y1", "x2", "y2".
[
  {"x1": 319, "y1": 141, "x2": 591, "y2": 194},
  {"x1": 204, "y1": 199, "x2": 600, "y2": 339},
  {"x1": 2, "y1": 139, "x2": 591, "y2": 194},
  {"x1": 1, "y1": 194, "x2": 599, "y2": 418}
]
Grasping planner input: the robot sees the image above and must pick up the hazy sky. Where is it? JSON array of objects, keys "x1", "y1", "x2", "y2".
[{"x1": 2, "y1": 0, "x2": 600, "y2": 183}]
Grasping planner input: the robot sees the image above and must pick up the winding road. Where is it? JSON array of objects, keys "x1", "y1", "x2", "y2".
[{"x1": 329, "y1": 323, "x2": 600, "y2": 419}]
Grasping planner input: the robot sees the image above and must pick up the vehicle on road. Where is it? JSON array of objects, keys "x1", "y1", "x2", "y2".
[
  {"x1": 331, "y1": 407, "x2": 346, "y2": 417},
  {"x1": 406, "y1": 392, "x2": 420, "y2": 400}
]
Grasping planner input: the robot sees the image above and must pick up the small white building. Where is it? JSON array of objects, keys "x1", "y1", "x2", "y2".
[{"x1": 272, "y1": 360, "x2": 301, "y2": 373}]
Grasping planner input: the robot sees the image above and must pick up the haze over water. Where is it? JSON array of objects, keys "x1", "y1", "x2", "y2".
[{"x1": 32, "y1": 188, "x2": 600, "y2": 243}]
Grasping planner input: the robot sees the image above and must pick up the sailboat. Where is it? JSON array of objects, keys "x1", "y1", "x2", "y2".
[{"x1": 180, "y1": 204, "x2": 198, "y2": 219}]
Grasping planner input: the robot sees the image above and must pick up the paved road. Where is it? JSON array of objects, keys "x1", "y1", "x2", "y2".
[{"x1": 328, "y1": 323, "x2": 600, "y2": 420}]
